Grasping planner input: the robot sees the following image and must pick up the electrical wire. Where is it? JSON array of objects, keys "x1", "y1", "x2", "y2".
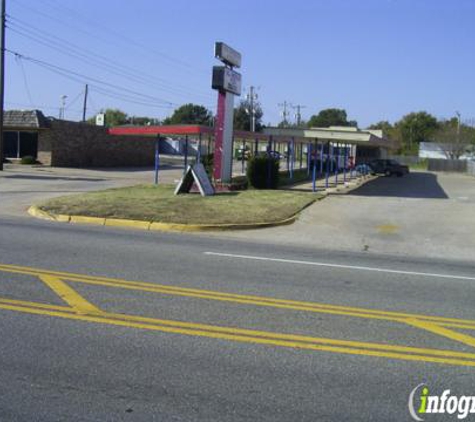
[
  {"x1": 11, "y1": 0, "x2": 209, "y2": 76},
  {"x1": 6, "y1": 48, "x2": 177, "y2": 107},
  {"x1": 7, "y1": 16, "x2": 214, "y2": 101},
  {"x1": 41, "y1": 0, "x2": 209, "y2": 75},
  {"x1": 15, "y1": 53, "x2": 34, "y2": 106},
  {"x1": 64, "y1": 90, "x2": 83, "y2": 111}
]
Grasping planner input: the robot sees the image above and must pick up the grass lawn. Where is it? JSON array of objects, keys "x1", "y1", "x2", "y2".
[{"x1": 38, "y1": 184, "x2": 321, "y2": 225}]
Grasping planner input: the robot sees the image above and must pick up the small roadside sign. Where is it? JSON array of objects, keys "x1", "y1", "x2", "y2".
[{"x1": 175, "y1": 164, "x2": 215, "y2": 197}]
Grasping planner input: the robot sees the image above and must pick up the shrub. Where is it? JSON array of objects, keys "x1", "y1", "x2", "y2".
[
  {"x1": 201, "y1": 153, "x2": 214, "y2": 177},
  {"x1": 246, "y1": 155, "x2": 280, "y2": 189},
  {"x1": 20, "y1": 156, "x2": 37, "y2": 165}
]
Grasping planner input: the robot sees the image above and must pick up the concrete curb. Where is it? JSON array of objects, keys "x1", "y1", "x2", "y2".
[
  {"x1": 27, "y1": 196, "x2": 324, "y2": 232},
  {"x1": 324, "y1": 175, "x2": 378, "y2": 195}
]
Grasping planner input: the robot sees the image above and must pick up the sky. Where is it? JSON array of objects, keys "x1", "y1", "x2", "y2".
[{"x1": 5, "y1": 0, "x2": 475, "y2": 128}]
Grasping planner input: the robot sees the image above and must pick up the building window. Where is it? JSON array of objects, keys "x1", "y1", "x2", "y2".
[{"x1": 3, "y1": 131, "x2": 38, "y2": 158}]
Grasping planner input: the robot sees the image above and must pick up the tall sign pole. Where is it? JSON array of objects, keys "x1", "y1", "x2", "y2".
[
  {"x1": 0, "y1": 0, "x2": 6, "y2": 171},
  {"x1": 211, "y1": 42, "x2": 241, "y2": 183}
]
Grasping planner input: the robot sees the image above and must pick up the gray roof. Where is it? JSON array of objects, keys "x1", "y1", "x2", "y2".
[{"x1": 4, "y1": 110, "x2": 49, "y2": 129}]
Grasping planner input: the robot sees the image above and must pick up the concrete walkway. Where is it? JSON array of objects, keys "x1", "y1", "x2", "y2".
[{"x1": 213, "y1": 171, "x2": 475, "y2": 262}]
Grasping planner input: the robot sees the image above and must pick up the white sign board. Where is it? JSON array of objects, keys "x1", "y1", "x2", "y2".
[
  {"x1": 95, "y1": 113, "x2": 105, "y2": 126},
  {"x1": 215, "y1": 42, "x2": 241, "y2": 68},
  {"x1": 174, "y1": 164, "x2": 215, "y2": 197}
]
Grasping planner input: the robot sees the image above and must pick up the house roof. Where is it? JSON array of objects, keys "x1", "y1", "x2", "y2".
[{"x1": 4, "y1": 110, "x2": 50, "y2": 129}]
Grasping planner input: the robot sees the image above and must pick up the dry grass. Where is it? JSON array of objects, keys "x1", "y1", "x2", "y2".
[{"x1": 39, "y1": 184, "x2": 321, "y2": 225}]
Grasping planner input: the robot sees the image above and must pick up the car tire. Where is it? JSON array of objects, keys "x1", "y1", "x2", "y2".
[{"x1": 384, "y1": 170, "x2": 391, "y2": 177}]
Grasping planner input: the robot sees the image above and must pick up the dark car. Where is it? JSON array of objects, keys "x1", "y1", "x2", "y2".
[
  {"x1": 256, "y1": 150, "x2": 286, "y2": 160},
  {"x1": 369, "y1": 159, "x2": 409, "y2": 177}
]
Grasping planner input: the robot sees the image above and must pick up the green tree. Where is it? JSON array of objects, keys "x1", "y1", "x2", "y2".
[
  {"x1": 431, "y1": 118, "x2": 475, "y2": 159},
  {"x1": 395, "y1": 111, "x2": 439, "y2": 154},
  {"x1": 128, "y1": 116, "x2": 160, "y2": 125},
  {"x1": 233, "y1": 99, "x2": 264, "y2": 132},
  {"x1": 368, "y1": 120, "x2": 393, "y2": 134},
  {"x1": 307, "y1": 108, "x2": 357, "y2": 128},
  {"x1": 163, "y1": 103, "x2": 213, "y2": 126},
  {"x1": 88, "y1": 108, "x2": 128, "y2": 127}
]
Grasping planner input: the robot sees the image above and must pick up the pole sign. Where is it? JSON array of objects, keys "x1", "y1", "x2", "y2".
[
  {"x1": 214, "y1": 42, "x2": 241, "y2": 68},
  {"x1": 212, "y1": 42, "x2": 242, "y2": 183},
  {"x1": 212, "y1": 66, "x2": 242, "y2": 96}
]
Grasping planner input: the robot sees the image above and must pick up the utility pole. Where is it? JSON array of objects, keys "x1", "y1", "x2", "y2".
[
  {"x1": 456, "y1": 111, "x2": 461, "y2": 139},
  {"x1": 278, "y1": 101, "x2": 291, "y2": 127},
  {"x1": 246, "y1": 86, "x2": 258, "y2": 132},
  {"x1": 0, "y1": 0, "x2": 6, "y2": 171},
  {"x1": 292, "y1": 104, "x2": 306, "y2": 127},
  {"x1": 82, "y1": 84, "x2": 88, "y2": 122},
  {"x1": 59, "y1": 95, "x2": 67, "y2": 120}
]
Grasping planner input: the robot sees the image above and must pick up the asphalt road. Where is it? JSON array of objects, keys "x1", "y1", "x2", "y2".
[{"x1": 1, "y1": 215, "x2": 475, "y2": 421}]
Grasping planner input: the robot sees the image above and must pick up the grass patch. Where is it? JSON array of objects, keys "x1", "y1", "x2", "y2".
[
  {"x1": 38, "y1": 184, "x2": 321, "y2": 225},
  {"x1": 279, "y1": 168, "x2": 311, "y2": 186},
  {"x1": 409, "y1": 159, "x2": 428, "y2": 171}
]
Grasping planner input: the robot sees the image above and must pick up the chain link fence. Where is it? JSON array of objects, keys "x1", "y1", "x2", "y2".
[{"x1": 468, "y1": 160, "x2": 475, "y2": 177}]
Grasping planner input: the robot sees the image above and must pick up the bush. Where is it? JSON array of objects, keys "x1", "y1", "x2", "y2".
[
  {"x1": 246, "y1": 155, "x2": 280, "y2": 189},
  {"x1": 20, "y1": 156, "x2": 37, "y2": 165},
  {"x1": 201, "y1": 153, "x2": 214, "y2": 178}
]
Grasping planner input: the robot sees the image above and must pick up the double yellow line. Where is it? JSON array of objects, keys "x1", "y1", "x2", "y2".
[{"x1": 1, "y1": 263, "x2": 475, "y2": 366}]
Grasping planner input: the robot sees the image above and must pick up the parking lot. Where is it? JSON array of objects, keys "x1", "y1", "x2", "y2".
[{"x1": 223, "y1": 171, "x2": 475, "y2": 262}]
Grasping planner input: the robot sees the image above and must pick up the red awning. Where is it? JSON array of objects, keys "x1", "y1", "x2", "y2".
[
  {"x1": 108, "y1": 125, "x2": 271, "y2": 141},
  {"x1": 108, "y1": 125, "x2": 214, "y2": 136}
]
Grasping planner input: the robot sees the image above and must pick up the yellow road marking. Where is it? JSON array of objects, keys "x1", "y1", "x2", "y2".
[
  {"x1": 39, "y1": 275, "x2": 102, "y2": 315},
  {"x1": 1, "y1": 262, "x2": 475, "y2": 329},
  {"x1": 1, "y1": 298, "x2": 475, "y2": 367},
  {"x1": 377, "y1": 224, "x2": 399, "y2": 234},
  {"x1": 406, "y1": 319, "x2": 475, "y2": 349},
  {"x1": 1, "y1": 262, "x2": 475, "y2": 360}
]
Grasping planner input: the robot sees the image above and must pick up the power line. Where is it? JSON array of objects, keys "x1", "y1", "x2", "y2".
[
  {"x1": 64, "y1": 90, "x2": 83, "y2": 111},
  {"x1": 7, "y1": 18, "x2": 214, "y2": 102},
  {"x1": 14, "y1": 53, "x2": 33, "y2": 106},
  {"x1": 11, "y1": 0, "x2": 209, "y2": 76},
  {"x1": 6, "y1": 49, "x2": 177, "y2": 107}
]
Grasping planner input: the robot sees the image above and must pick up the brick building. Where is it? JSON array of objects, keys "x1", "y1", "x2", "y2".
[{"x1": 3, "y1": 110, "x2": 156, "y2": 167}]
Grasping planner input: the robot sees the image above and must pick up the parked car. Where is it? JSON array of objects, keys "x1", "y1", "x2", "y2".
[
  {"x1": 355, "y1": 163, "x2": 372, "y2": 174},
  {"x1": 369, "y1": 159, "x2": 409, "y2": 177},
  {"x1": 256, "y1": 150, "x2": 285, "y2": 160}
]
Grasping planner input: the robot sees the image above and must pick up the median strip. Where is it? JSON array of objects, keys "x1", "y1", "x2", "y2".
[{"x1": 28, "y1": 184, "x2": 323, "y2": 231}]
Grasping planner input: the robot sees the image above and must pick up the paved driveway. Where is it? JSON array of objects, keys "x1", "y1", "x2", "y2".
[
  {"x1": 0, "y1": 164, "x2": 184, "y2": 217},
  {"x1": 221, "y1": 171, "x2": 475, "y2": 262}
]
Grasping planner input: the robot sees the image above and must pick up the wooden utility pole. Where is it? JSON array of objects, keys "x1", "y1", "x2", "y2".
[
  {"x1": 0, "y1": 0, "x2": 6, "y2": 171},
  {"x1": 82, "y1": 84, "x2": 88, "y2": 122}
]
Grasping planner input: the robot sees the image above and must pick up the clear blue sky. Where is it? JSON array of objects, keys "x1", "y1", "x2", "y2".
[{"x1": 5, "y1": 0, "x2": 475, "y2": 128}]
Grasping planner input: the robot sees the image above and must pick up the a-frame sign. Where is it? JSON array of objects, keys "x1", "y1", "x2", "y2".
[{"x1": 174, "y1": 163, "x2": 215, "y2": 197}]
